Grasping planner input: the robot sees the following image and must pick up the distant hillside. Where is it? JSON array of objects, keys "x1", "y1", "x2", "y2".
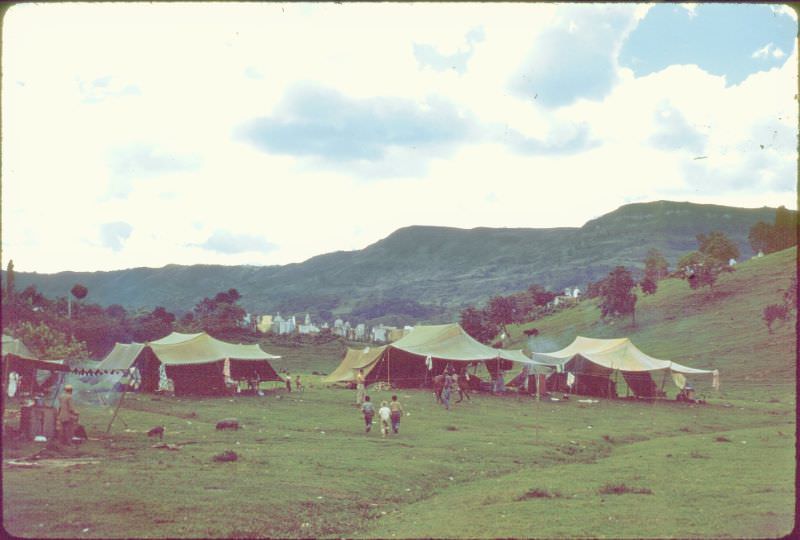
[
  {"x1": 6, "y1": 201, "x2": 789, "y2": 324},
  {"x1": 509, "y1": 247, "x2": 797, "y2": 394}
]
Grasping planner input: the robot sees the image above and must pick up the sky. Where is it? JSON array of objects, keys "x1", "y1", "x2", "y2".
[{"x1": 2, "y1": 2, "x2": 797, "y2": 273}]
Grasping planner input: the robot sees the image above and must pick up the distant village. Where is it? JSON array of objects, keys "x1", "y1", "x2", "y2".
[{"x1": 246, "y1": 287, "x2": 586, "y2": 343}]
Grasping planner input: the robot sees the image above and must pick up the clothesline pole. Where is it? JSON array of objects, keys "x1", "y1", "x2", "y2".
[{"x1": 106, "y1": 389, "x2": 128, "y2": 435}]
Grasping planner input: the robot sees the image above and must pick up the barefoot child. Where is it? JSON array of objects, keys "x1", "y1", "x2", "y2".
[{"x1": 378, "y1": 400, "x2": 391, "y2": 438}]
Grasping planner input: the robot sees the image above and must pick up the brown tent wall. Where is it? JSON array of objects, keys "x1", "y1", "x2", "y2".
[
  {"x1": 365, "y1": 348, "x2": 440, "y2": 387},
  {"x1": 166, "y1": 361, "x2": 228, "y2": 396},
  {"x1": 622, "y1": 371, "x2": 660, "y2": 398},
  {"x1": 229, "y1": 359, "x2": 281, "y2": 382}
]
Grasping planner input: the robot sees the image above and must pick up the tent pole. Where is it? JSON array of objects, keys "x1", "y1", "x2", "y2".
[{"x1": 387, "y1": 348, "x2": 390, "y2": 387}]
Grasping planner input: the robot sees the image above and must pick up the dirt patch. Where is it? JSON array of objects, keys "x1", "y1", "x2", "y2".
[
  {"x1": 598, "y1": 483, "x2": 653, "y2": 495},
  {"x1": 517, "y1": 487, "x2": 564, "y2": 500}
]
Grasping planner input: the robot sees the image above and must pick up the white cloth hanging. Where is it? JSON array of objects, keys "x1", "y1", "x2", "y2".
[{"x1": 7, "y1": 372, "x2": 19, "y2": 397}]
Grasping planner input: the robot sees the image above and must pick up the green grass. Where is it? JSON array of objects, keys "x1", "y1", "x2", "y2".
[{"x1": 2, "y1": 248, "x2": 795, "y2": 538}]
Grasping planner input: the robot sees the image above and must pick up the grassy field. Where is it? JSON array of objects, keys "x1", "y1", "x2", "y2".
[{"x1": 2, "y1": 248, "x2": 796, "y2": 538}]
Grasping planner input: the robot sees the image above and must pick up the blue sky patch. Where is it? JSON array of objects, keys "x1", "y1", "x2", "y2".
[{"x1": 619, "y1": 4, "x2": 796, "y2": 86}]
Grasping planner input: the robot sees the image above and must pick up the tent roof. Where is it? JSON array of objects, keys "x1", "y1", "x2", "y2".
[
  {"x1": 2, "y1": 335, "x2": 68, "y2": 371},
  {"x1": 530, "y1": 336, "x2": 715, "y2": 374},
  {"x1": 97, "y1": 332, "x2": 281, "y2": 370},
  {"x1": 388, "y1": 323, "x2": 530, "y2": 363},
  {"x1": 2, "y1": 334, "x2": 37, "y2": 361},
  {"x1": 322, "y1": 345, "x2": 387, "y2": 383}
]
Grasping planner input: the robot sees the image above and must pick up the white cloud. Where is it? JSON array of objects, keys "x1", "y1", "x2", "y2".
[{"x1": 1, "y1": 3, "x2": 796, "y2": 273}]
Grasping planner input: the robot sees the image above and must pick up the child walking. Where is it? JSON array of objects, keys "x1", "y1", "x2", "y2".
[
  {"x1": 378, "y1": 400, "x2": 391, "y2": 438},
  {"x1": 361, "y1": 395, "x2": 374, "y2": 433},
  {"x1": 389, "y1": 395, "x2": 404, "y2": 434}
]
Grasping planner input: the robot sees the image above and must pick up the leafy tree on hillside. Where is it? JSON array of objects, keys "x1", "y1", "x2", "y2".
[
  {"x1": 749, "y1": 206, "x2": 798, "y2": 255},
  {"x1": 640, "y1": 276, "x2": 658, "y2": 296},
  {"x1": 697, "y1": 231, "x2": 740, "y2": 263},
  {"x1": 762, "y1": 276, "x2": 797, "y2": 333},
  {"x1": 192, "y1": 289, "x2": 246, "y2": 336},
  {"x1": 644, "y1": 249, "x2": 669, "y2": 281},
  {"x1": 678, "y1": 231, "x2": 738, "y2": 291},
  {"x1": 132, "y1": 306, "x2": 176, "y2": 342},
  {"x1": 488, "y1": 295, "x2": 517, "y2": 335},
  {"x1": 70, "y1": 283, "x2": 88, "y2": 301},
  {"x1": 527, "y1": 284, "x2": 556, "y2": 307},
  {"x1": 598, "y1": 266, "x2": 637, "y2": 324},
  {"x1": 460, "y1": 306, "x2": 498, "y2": 344}
]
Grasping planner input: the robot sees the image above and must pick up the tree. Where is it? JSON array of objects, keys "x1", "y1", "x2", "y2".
[
  {"x1": 132, "y1": 306, "x2": 176, "y2": 342},
  {"x1": 15, "y1": 321, "x2": 89, "y2": 363},
  {"x1": 193, "y1": 289, "x2": 246, "y2": 336},
  {"x1": 598, "y1": 266, "x2": 637, "y2": 324},
  {"x1": 748, "y1": 221, "x2": 773, "y2": 254},
  {"x1": 487, "y1": 295, "x2": 516, "y2": 335},
  {"x1": 678, "y1": 231, "x2": 738, "y2": 292},
  {"x1": 640, "y1": 276, "x2": 658, "y2": 296},
  {"x1": 5, "y1": 259, "x2": 14, "y2": 301},
  {"x1": 460, "y1": 306, "x2": 498, "y2": 344},
  {"x1": 527, "y1": 284, "x2": 556, "y2": 307},
  {"x1": 697, "y1": 231, "x2": 740, "y2": 263},
  {"x1": 70, "y1": 284, "x2": 89, "y2": 301},
  {"x1": 644, "y1": 249, "x2": 669, "y2": 281}
]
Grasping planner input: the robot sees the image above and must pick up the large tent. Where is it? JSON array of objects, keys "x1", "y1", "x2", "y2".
[
  {"x1": 96, "y1": 332, "x2": 282, "y2": 395},
  {"x1": 529, "y1": 336, "x2": 719, "y2": 398},
  {"x1": 326, "y1": 324, "x2": 535, "y2": 388},
  {"x1": 322, "y1": 345, "x2": 387, "y2": 384}
]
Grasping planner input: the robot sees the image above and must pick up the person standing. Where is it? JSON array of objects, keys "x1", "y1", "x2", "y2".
[
  {"x1": 285, "y1": 372, "x2": 292, "y2": 393},
  {"x1": 442, "y1": 372, "x2": 453, "y2": 410},
  {"x1": 355, "y1": 369, "x2": 366, "y2": 405},
  {"x1": 57, "y1": 385, "x2": 79, "y2": 445},
  {"x1": 389, "y1": 394, "x2": 404, "y2": 434},
  {"x1": 295, "y1": 374, "x2": 303, "y2": 393},
  {"x1": 360, "y1": 395, "x2": 375, "y2": 433}
]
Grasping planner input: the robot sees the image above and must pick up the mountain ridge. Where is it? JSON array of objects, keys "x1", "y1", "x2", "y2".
[{"x1": 5, "y1": 200, "x2": 789, "y2": 323}]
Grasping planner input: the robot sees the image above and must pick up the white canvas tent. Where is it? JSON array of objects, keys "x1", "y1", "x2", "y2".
[
  {"x1": 530, "y1": 336, "x2": 719, "y2": 397},
  {"x1": 97, "y1": 332, "x2": 281, "y2": 395}
]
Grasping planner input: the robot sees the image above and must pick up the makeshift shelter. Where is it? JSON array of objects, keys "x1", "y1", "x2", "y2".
[
  {"x1": 2, "y1": 335, "x2": 68, "y2": 397},
  {"x1": 322, "y1": 345, "x2": 387, "y2": 384},
  {"x1": 96, "y1": 332, "x2": 281, "y2": 395},
  {"x1": 330, "y1": 324, "x2": 534, "y2": 388},
  {"x1": 530, "y1": 336, "x2": 719, "y2": 398}
]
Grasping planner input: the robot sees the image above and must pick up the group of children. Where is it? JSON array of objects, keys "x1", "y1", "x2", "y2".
[{"x1": 360, "y1": 394, "x2": 404, "y2": 437}]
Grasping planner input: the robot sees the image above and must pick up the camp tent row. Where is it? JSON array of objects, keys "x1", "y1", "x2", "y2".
[
  {"x1": 527, "y1": 336, "x2": 719, "y2": 398},
  {"x1": 324, "y1": 323, "x2": 535, "y2": 387},
  {"x1": 96, "y1": 332, "x2": 281, "y2": 395},
  {"x1": 325, "y1": 327, "x2": 718, "y2": 399}
]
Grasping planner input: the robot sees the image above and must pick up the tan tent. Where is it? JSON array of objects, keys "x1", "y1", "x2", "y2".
[
  {"x1": 322, "y1": 345, "x2": 387, "y2": 384},
  {"x1": 2, "y1": 335, "x2": 68, "y2": 397},
  {"x1": 327, "y1": 323, "x2": 534, "y2": 388},
  {"x1": 97, "y1": 332, "x2": 281, "y2": 395},
  {"x1": 530, "y1": 336, "x2": 719, "y2": 398}
]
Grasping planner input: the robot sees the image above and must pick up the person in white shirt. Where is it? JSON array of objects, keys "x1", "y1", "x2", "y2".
[{"x1": 378, "y1": 401, "x2": 391, "y2": 438}]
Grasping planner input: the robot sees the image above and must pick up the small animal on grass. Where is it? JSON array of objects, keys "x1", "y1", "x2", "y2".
[
  {"x1": 215, "y1": 419, "x2": 240, "y2": 430},
  {"x1": 147, "y1": 426, "x2": 165, "y2": 440}
]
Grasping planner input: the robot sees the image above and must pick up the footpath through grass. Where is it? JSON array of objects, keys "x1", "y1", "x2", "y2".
[{"x1": 3, "y1": 382, "x2": 795, "y2": 538}]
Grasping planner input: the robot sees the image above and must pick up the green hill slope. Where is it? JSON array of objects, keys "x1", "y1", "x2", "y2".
[
  {"x1": 7, "y1": 201, "x2": 787, "y2": 324},
  {"x1": 507, "y1": 247, "x2": 797, "y2": 399}
]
